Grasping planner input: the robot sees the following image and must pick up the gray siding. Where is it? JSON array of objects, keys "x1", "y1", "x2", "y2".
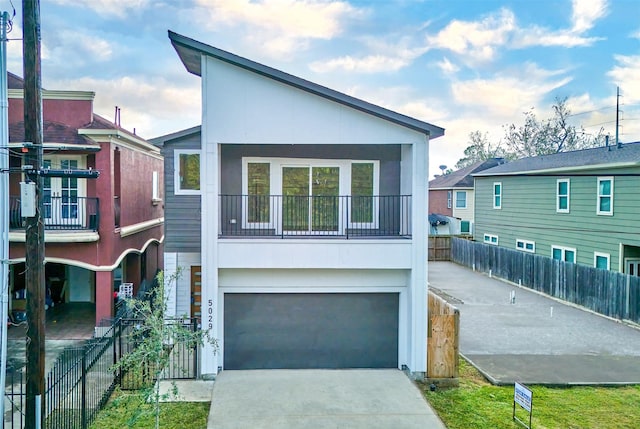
[
  {"x1": 474, "y1": 167, "x2": 640, "y2": 271},
  {"x1": 161, "y1": 132, "x2": 202, "y2": 253}
]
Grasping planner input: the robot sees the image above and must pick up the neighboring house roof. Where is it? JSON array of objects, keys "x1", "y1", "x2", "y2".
[
  {"x1": 10, "y1": 120, "x2": 95, "y2": 146},
  {"x1": 475, "y1": 142, "x2": 640, "y2": 177},
  {"x1": 8, "y1": 72, "x2": 24, "y2": 89},
  {"x1": 149, "y1": 125, "x2": 201, "y2": 147},
  {"x1": 429, "y1": 158, "x2": 505, "y2": 189},
  {"x1": 168, "y1": 31, "x2": 444, "y2": 139}
]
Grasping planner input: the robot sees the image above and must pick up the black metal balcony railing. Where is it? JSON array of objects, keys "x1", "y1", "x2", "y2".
[
  {"x1": 9, "y1": 196, "x2": 100, "y2": 231},
  {"x1": 220, "y1": 195, "x2": 411, "y2": 238}
]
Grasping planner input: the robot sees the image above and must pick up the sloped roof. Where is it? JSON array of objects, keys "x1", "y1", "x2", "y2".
[
  {"x1": 149, "y1": 125, "x2": 201, "y2": 147},
  {"x1": 8, "y1": 72, "x2": 24, "y2": 89},
  {"x1": 475, "y1": 142, "x2": 640, "y2": 176},
  {"x1": 168, "y1": 31, "x2": 444, "y2": 139},
  {"x1": 10, "y1": 120, "x2": 96, "y2": 147},
  {"x1": 429, "y1": 158, "x2": 506, "y2": 189}
]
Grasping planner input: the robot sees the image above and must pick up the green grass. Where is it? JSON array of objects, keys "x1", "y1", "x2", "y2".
[
  {"x1": 422, "y1": 359, "x2": 640, "y2": 429},
  {"x1": 89, "y1": 388, "x2": 210, "y2": 429}
]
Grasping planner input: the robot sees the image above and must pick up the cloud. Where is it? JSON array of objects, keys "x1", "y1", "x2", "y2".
[
  {"x1": 45, "y1": 30, "x2": 114, "y2": 63},
  {"x1": 450, "y1": 63, "x2": 572, "y2": 118},
  {"x1": 51, "y1": 75, "x2": 201, "y2": 138},
  {"x1": 571, "y1": 0, "x2": 608, "y2": 33},
  {"x1": 193, "y1": 0, "x2": 364, "y2": 58},
  {"x1": 310, "y1": 53, "x2": 414, "y2": 73},
  {"x1": 51, "y1": 0, "x2": 151, "y2": 18},
  {"x1": 607, "y1": 54, "x2": 640, "y2": 104},
  {"x1": 436, "y1": 57, "x2": 460, "y2": 75},
  {"x1": 426, "y1": 8, "x2": 516, "y2": 64}
]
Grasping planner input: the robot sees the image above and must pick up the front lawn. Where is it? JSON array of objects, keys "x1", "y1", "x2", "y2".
[
  {"x1": 89, "y1": 389, "x2": 210, "y2": 429},
  {"x1": 422, "y1": 359, "x2": 640, "y2": 429}
]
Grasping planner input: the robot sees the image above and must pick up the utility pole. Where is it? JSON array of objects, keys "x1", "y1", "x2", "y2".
[
  {"x1": 615, "y1": 86, "x2": 621, "y2": 148},
  {"x1": 0, "y1": 10, "x2": 10, "y2": 423},
  {"x1": 23, "y1": 0, "x2": 45, "y2": 427}
]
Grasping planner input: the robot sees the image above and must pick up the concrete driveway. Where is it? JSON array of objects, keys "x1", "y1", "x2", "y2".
[
  {"x1": 207, "y1": 369, "x2": 446, "y2": 429},
  {"x1": 429, "y1": 261, "x2": 640, "y2": 385}
]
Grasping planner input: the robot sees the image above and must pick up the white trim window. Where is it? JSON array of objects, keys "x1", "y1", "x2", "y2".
[
  {"x1": 447, "y1": 190, "x2": 452, "y2": 209},
  {"x1": 556, "y1": 179, "x2": 570, "y2": 213},
  {"x1": 493, "y1": 182, "x2": 502, "y2": 209},
  {"x1": 594, "y1": 252, "x2": 610, "y2": 270},
  {"x1": 516, "y1": 239, "x2": 535, "y2": 253},
  {"x1": 241, "y1": 157, "x2": 380, "y2": 234},
  {"x1": 551, "y1": 245, "x2": 576, "y2": 263},
  {"x1": 597, "y1": 176, "x2": 613, "y2": 215},
  {"x1": 455, "y1": 190, "x2": 467, "y2": 209},
  {"x1": 483, "y1": 233, "x2": 499, "y2": 245},
  {"x1": 152, "y1": 171, "x2": 161, "y2": 202},
  {"x1": 174, "y1": 150, "x2": 201, "y2": 195}
]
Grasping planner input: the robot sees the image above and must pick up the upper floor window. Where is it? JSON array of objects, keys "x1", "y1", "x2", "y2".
[
  {"x1": 447, "y1": 191, "x2": 452, "y2": 209},
  {"x1": 594, "y1": 252, "x2": 610, "y2": 270},
  {"x1": 174, "y1": 150, "x2": 200, "y2": 195},
  {"x1": 493, "y1": 182, "x2": 502, "y2": 209},
  {"x1": 455, "y1": 191, "x2": 467, "y2": 209},
  {"x1": 152, "y1": 171, "x2": 161, "y2": 202},
  {"x1": 552, "y1": 245, "x2": 576, "y2": 263},
  {"x1": 597, "y1": 177, "x2": 613, "y2": 215},
  {"x1": 556, "y1": 179, "x2": 570, "y2": 213}
]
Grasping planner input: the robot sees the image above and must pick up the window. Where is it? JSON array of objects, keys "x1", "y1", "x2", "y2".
[
  {"x1": 594, "y1": 252, "x2": 610, "y2": 270},
  {"x1": 174, "y1": 150, "x2": 200, "y2": 194},
  {"x1": 42, "y1": 156, "x2": 86, "y2": 225},
  {"x1": 516, "y1": 239, "x2": 535, "y2": 253},
  {"x1": 551, "y1": 245, "x2": 576, "y2": 263},
  {"x1": 556, "y1": 179, "x2": 570, "y2": 212},
  {"x1": 351, "y1": 163, "x2": 375, "y2": 224},
  {"x1": 484, "y1": 233, "x2": 499, "y2": 245},
  {"x1": 460, "y1": 220, "x2": 471, "y2": 234},
  {"x1": 455, "y1": 191, "x2": 467, "y2": 209},
  {"x1": 493, "y1": 182, "x2": 502, "y2": 209},
  {"x1": 247, "y1": 162, "x2": 270, "y2": 224},
  {"x1": 597, "y1": 177, "x2": 613, "y2": 215},
  {"x1": 152, "y1": 171, "x2": 160, "y2": 201},
  {"x1": 447, "y1": 191, "x2": 452, "y2": 209}
]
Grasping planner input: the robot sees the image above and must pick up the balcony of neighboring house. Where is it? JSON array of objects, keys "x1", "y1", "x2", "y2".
[
  {"x1": 219, "y1": 194, "x2": 411, "y2": 239},
  {"x1": 9, "y1": 195, "x2": 100, "y2": 242}
]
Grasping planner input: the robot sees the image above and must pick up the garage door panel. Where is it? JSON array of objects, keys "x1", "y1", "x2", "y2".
[{"x1": 224, "y1": 293, "x2": 399, "y2": 370}]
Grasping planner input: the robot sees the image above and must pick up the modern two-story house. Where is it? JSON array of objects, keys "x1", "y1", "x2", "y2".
[
  {"x1": 160, "y1": 31, "x2": 444, "y2": 377},
  {"x1": 473, "y1": 142, "x2": 640, "y2": 274},
  {"x1": 7, "y1": 73, "x2": 164, "y2": 329},
  {"x1": 428, "y1": 158, "x2": 504, "y2": 234}
]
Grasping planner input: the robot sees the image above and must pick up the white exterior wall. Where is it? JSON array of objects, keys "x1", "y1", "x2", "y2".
[
  {"x1": 198, "y1": 54, "x2": 431, "y2": 376},
  {"x1": 163, "y1": 252, "x2": 201, "y2": 318}
]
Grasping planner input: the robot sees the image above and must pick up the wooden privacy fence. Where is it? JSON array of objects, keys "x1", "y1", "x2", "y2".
[
  {"x1": 427, "y1": 291, "x2": 459, "y2": 385},
  {"x1": 451, "y1": 237, "x2": 640, "y2": 324},
  {"x1": 429, "y1": 236, "x2": 452, "y2": 261}
]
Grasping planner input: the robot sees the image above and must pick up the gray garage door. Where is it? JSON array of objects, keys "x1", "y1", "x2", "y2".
[{"x1": 224, "y1": 293, "x2": 399, "y2": 370}]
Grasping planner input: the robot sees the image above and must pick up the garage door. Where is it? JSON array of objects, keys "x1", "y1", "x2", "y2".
[{"x1": 224, "y1": 293, "x2": 399, "y2": 369}]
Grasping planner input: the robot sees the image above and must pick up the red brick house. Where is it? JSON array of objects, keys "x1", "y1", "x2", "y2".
[{"x1": 7, "y1": 72, "x2": 164, "y2": 329}]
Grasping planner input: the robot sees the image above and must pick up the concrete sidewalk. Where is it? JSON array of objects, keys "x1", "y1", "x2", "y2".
[
  {"x1": 429, "y1": 261, "x2": 640, "y2": 385},
  {"x1": 206, "y1": 369, "x2": 446, "y2": 429}
]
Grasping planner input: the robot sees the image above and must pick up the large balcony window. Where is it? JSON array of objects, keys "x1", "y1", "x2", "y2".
[{"x1": 223, "y1": 157, "x2": 410, "y2": 238}]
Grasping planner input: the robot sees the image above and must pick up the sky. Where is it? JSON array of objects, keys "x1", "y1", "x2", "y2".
[{"x1": 3, "y1": 0, "x2": 640, "y2": 177}]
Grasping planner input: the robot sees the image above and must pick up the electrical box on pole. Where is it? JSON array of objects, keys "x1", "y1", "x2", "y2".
[{"x1": 20, "y1": 181, "x2": 36, "y2": 217}]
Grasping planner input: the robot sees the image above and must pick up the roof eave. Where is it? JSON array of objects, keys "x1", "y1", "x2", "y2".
[{"x1": 168, "y1": 31, "x2": 444, "y2": 139}]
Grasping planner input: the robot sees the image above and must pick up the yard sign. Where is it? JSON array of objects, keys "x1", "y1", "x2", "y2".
[{"x1": 513, "y1": 381, "x2": 533, "y2": 428}]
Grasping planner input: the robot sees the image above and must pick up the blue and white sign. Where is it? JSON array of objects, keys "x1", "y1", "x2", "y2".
[{"x1": 514, "y1": 382, "x2": 532, "y2": 412}]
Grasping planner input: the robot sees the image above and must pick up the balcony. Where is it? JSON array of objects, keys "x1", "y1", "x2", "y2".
[
  {"x1": 10, "y1": 195, "x2": 100, "y2": 231},
  {"x1": 219, "y1": 195, "x2": 411, "y2": 239}
]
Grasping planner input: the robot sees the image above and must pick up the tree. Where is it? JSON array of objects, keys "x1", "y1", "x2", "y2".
[
  {"x1": 455, "y1": 131, "x2": 506, "y2": 169},
  {"x1": 503, "y1": 97, "x2": 604, "y2": 158},
  {"x1": 112, "y1": 269, "x2": 217, "y2": 429}
]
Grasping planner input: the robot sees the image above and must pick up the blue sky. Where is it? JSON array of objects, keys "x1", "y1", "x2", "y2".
[{"x1": 4, "y1": 0, "x2": 640, "y2": 176}]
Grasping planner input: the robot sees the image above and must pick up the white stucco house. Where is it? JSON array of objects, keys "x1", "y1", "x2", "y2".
[{"x1": 160, "y1": 31, "x2": 445, "y2": 378}]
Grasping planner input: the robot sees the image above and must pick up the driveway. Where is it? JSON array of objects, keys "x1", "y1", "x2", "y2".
[
  {"x1": 207, "y1": 369, "x2": 446, "y2": 429},
  {"x1": 429, "y1": 261, "x2": 640, "y2": 385}
]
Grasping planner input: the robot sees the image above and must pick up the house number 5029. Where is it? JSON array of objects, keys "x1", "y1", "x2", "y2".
[{"x1": 207, "y1": 299, "x2": 214, "y2": 330}]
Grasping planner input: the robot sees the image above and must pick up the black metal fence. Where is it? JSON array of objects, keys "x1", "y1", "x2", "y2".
[
  {"x1": 3, "y1": 317, "x2": 199, "y2": 429},
  {"x1": 451, "y1": 237, "x2": 640, "y2": 324},
  {"x1": 219, "y1": 194, "x2": 412, "y2": 238},
  {"x1": 9, "y1": 196, "x2": 100, "y2": 231}
]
